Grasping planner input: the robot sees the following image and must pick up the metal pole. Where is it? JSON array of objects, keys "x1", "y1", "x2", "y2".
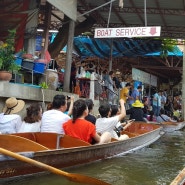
[
  {"x1": 78, "y1": 0, "x2": 116, "y2": 18},
  {"x1": 109, "y1": 39, "x2": 113, "y2": 71},
  {"x1": 144, "y1": 0, "x2": 147, "y2": 26},
  {"x1": 181, "y1": 44, "x2": 185, "y2": 120}
]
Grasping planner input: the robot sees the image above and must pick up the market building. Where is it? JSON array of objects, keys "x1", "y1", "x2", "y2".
[{"x1": 0, "y1": 0, "x2": 184, "y2": 117}]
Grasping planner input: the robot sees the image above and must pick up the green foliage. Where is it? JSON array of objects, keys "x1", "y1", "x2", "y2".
[
  {"x1": 39, "y1": 82, "x2": 49, "y2": 89},
  {"x1": 160, "y1": 39, "x2": 178, "y2": 58},
  {"x1": 0, "y1": 29, "x2": 20, "y2": 72}
]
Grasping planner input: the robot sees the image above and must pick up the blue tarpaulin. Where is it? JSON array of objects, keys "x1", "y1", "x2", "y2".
[
  {"x1": 146, "y1": 46, "x2": 183, "y2": 56},
  {"x1": 73, "y1": 37, "x2": 163, "y2": 58},
  {"x1": 73, "y1": 37, "x2": 183, "y2": 58}
]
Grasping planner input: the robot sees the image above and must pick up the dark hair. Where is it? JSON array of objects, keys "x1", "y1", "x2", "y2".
[
  {"x1": 110, "y1": 105, "x2": 118, "y2": 117},
  {"x1": 85, "y1": 99, "x2": 94, "y2": 111},
  {"x1": 142, "y1": 97, "x2": 148, "y2": 103},
  {"x1": 47, "y1": 102, "x2": 53, "y2": 110},
  {"x1": 160, "y1": 108, "x2": 165, "y2": 115},
  {"x1": 148, "y1": 111, "x2": 154, "y2": 121},
  {"x1": 66, "y1": 102, "x2": 71, "y2": 112},
  {"x1": 109, "y1": 71, "x2": 114, "y2": 75},
  {"x1": 98, "y1": 103, "x2": 111, "y2": 118},
  {"x1": 24, "y1": 103, "x2": 42, "y2": 123},
  {"x1": 103, "y1": 70, "x2": 107, "y2": 74},
  {"x1": 137, "y1": 85, "x2": 142, "y2": 89},
  {"x1": 52, "y1": 95, "x2": 66, "y2": 109},
  {"x1": 72, "y1": 99, "x2": 87, "y2": 123},
  {"x1": 125, "y1": 83, "x2": 131, "y2": 87}
]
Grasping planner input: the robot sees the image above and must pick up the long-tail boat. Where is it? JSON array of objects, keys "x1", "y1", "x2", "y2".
[
  {"x1": 147, "y1": 120, "x2": 185, "y2": 132},
  {"x1": 0, "y1": 122, "x2": 162, "y2": 181},
  {"x1": 160, "y1": 121, "x2": 185, "y2": 132}
]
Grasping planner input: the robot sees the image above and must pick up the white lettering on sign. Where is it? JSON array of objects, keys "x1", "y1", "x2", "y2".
[{"x1": 94, "y1": 26, "x2": 161, "y2": 38}]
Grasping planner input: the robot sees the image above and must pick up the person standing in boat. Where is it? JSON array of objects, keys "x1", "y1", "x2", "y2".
[
  {"x1": 18, "y1": 103, "x2": 42, "y2": 133},
  {"x1": 63, "y1": 99, "x2": 111, "y2": 144},
  {"x1": 41, "y1": 95, "x2": 71, "y2": 134},
  {"x1": 0, "y1": 97, "x2": 25, "y2": 134},
  {"x1": 96, "y1": 99, "x2": 132, "y2": 140}
]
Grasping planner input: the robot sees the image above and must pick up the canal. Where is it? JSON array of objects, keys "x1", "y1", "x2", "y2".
[{"x1": 2, "y1": 128, "x2": 185, "y2": 185}]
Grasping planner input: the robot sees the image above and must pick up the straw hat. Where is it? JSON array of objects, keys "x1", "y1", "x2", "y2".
[
  {"x1": 132, "y1": 100, "x2": 144, "y2": 108},
  {"x1": 3, "y1": 97, "x2": 25, "y2": 115}
]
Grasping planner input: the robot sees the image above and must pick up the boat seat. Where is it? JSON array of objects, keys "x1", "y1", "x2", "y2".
[
  {"x1": 0, "y1": 134, "x2": 48, "y2": 152},
  {"x1": 11, "y1": 132, "x2": 91, "y2": 149},
  {"x1": 34, "y1": 133, "x2": 91, "y2": 149}
]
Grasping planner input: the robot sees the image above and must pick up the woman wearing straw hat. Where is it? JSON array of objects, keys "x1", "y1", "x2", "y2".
[
  {"x1": 0, "y1": 97, "x2": 25, "y2": 134},
  {"x1": 126, "y1": 100, "x2": 145, "y2": 121}
]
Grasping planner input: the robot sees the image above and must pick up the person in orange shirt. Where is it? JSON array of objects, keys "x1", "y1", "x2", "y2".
[
  {"x1": 74, "y1": 80, "x2": 81, "y2": 97},
  {"x1": 63, "y1": 99, "x2": 111, "y2": 144},
  {"x1": 120, "y1": 83, "x2": 132, "y2": 103}
]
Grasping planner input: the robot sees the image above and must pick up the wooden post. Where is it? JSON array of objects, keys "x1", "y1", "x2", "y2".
[
  {"x1": 63, "y1": 20, "x2": 75, "y2": 92},
  {"x1": 89, "y1": 72, "x2": 95, "y2": 101},
  {"x1": 41, "y1": 2, "x2": 52, "y2": 59}
]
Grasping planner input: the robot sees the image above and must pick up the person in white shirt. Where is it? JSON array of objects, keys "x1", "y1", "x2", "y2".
[
  {"x1": 96, "y1": 99, "x2": 132, "y2": 140},
  {"x1": 0, "y1": 97, "x2": 25, "y2": 134},
  {"x1": 18, "y1": 103, "x2": 42, "y2": 133},
  {"x1": 41, "y1": 95, "x2": 71, "y2": 134}
]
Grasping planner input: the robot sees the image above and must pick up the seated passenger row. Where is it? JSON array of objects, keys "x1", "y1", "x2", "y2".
[{"x1": 0, "y1": 96, "x2": 134, "y2": 144}]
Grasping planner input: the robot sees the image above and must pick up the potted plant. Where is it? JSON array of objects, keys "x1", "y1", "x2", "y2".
[{"x1": 0, "y1": 29, "x2": 20, "y2": 81}]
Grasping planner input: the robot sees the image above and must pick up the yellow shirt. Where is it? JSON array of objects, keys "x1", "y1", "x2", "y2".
[{"x1": 120, "y1": 87, "x2": 129, "y2": 102}]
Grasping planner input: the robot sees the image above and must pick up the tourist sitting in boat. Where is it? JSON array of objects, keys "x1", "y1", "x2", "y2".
[
  {"x1": 126, "y1": 100, "x2": 145, "y2": 121},
  {"x1": 142, "y1": 97, "x2": 150, "y2": 118},
  {"x1": 63, "y1": 99, "x2": 111, "y2": 144},
  {"x1": 18, "y1": 103, "x2": 42, "y2": 133},
  {"x1": 110, "y1": 104, "x2": 134, "y2": 140},
  {"x1": 156, "y1": 108, "x2": 176, "y2": 123},
  {"x1": 96, "y1": 99, "x2": 131, "y2": 140},
  {"x1": 157, "y1": 108, "x2": 176, "y2": 123},
  {"x1": 146, "y1": 110, "x2": 157, "y2": 122},
  {"x1": 41, "y1": 95, "x2": 71, "y2": 134},
  {"x1": 173, "y1": 108, "x2": 181, "y2": 121},
  {"x1": 85, "y1": 99, "x2": 96, "y2": 125},
  {"x1": 64, "y1": 96, "x2": 74, "y2": 117},
  {"x1": 0, "y1": 97, "x2": 25, "y2": 134}
]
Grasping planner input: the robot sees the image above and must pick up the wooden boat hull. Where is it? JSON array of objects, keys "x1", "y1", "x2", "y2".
[
  {"x1": 170, "y1": 167, "x2": 185, "y2": 185},
  {"x1": 0, "y1": 122, "x2": 162, "y2": 180},
  {"x1": 161, "y1": 121, "x2": 185, "y2": 132},
  {"x1": 146, "y1": 121, "x2": 185, "y2": 133}
]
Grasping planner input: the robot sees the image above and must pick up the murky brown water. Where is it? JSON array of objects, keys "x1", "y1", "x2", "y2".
[{"x1": 1, "y1": 128, "x2": 185, "y2": 185}]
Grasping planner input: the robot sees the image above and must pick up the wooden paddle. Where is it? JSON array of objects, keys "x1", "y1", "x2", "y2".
[
  {"x1": 170, "y1": 167, "x2": 185, "y2": 185},
  {"x1": 0, "y1": 148, "x2": 111, "y2": 185}
]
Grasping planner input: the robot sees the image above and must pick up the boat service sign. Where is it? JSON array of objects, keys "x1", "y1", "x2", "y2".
[{"x1": 94, "y1": 26, "x2": 161, "y2": 38}]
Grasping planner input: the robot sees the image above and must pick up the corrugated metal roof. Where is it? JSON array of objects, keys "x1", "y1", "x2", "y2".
[{"x1": 77, "y1": 0, "x2": 185, "y2": 39}]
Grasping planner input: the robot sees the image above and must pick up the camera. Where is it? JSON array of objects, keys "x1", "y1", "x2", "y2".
[
  {"x1": 67, "y1": 96, "x2": 71, "y2": 100},
  {"x1": 114, "y1": 125, "x2": 124, "y2": 137}
]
